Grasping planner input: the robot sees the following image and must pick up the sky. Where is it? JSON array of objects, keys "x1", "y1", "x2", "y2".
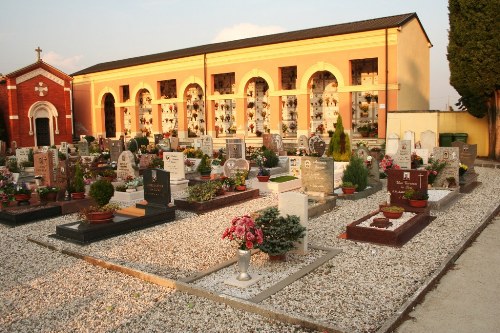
[{"x1": 0, "y1": 0, "x2": 459, "y2": 110}]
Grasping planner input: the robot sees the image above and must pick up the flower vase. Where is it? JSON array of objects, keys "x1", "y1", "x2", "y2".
[{"x1": 236, "y1": 249, "x2": 252, "y2": 281}]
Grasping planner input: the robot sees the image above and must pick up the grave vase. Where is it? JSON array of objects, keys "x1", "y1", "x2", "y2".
[{"x1": 236, "y1": 249, "x2": 252, "y2": 281}]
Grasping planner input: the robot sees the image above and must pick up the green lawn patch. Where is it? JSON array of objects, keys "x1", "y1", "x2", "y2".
[{"x1": 269, "y1": 175, "x2": 298, "y2": 183}]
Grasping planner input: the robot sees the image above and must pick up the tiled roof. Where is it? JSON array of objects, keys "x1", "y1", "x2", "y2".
[{"x1": 72, "y1": 12, "x2": 427, "y2": 76}]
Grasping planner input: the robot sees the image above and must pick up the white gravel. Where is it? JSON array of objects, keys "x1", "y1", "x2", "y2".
[{"x1": 0, "y1": 167, "x2": 498, "y2": 333}]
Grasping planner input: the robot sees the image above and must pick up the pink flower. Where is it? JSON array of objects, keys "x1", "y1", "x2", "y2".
[
  {"x1": 246, "y1": 232, "x2": 255, "y2": 242},
  {"x1": 234, "y1": 225, "x2": 245, "y2": 237},
  {"x1": 255, "y1": 228, "x2": 263, "y2": 244},
  {"x1": 246, "y1": 240, "x2": 254, "y2": 249}
]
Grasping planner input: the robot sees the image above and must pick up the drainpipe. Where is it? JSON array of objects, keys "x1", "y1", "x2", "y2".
[
  {"x1": 70, "y1": 81, "x2": 75, "y2": 142},
  {"x1": 203, "y1": 53, "x2": 208, "y2": 135},
  {"x1": 385, "y1": 28, "x2": 389, "y2": 140}
]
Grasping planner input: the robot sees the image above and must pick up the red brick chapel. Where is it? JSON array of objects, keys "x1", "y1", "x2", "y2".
[{"x1": 0, "y1": 47, "x2": 73, "y2": 150}]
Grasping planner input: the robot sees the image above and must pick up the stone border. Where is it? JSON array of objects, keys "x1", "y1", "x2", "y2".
[
  {"x1": 28, "y1": 238, "x2": 346, "y2": 333},
  {"x1": 428, "y1": 188, "x2": 461, "y2": 211},
  {"x1": 376, "y1": 202, "x2": 500, "y2": 333},
  {"x1": 336, "y1": 181, "x2": 383, "y2": 201}
]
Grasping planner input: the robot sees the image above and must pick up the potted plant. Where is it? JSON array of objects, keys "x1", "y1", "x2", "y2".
[
  {"x1": 342, "y1": 156, "x2": 369, "y2": 192},
  {"x1": 222, "y1": 215, "x2": 263, "y2": 281},
  {"x1": 340, "y1": 181, "x2": 357, "y2": 195},
  {"x1": 222, "y1": 177, "x2": 236, "y2": 192},
  {"x1": 70, "y1": 162, "x2": 86, "y2": 199},
  {"x1": 403, "y1": 188, "x2": 429, "y2": 208},
  {"x1": 80, "y1": 179, "x2": 117, "y2": 224},
  {"x1": 14, "y1": 182, "x2": 32, "y2": 205},
  {"x1": 459, "y1": 163, "x2": 468, "y2": 177},
  {"x1": 380, "y1": 206, "x2": 405, "y2": 219},
  {"x1": 257, "y1": 167, "x2": 271, "y2": 182},
  {"x1": 234, "y1": 170, "x2": 248, "y2": 191},
  {"x1": 197, "y1": 154, "x2": 212, "y2": 178},
  {"x1": 37, "y1": 186, "x2": 60, "y2": 202},
  {"x1": 254, "y1": 207, "x2": 306, "y2": 261}
]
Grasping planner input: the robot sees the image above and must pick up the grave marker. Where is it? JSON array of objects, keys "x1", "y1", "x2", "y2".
[
  {"x1": 109, "y1": 140, "x2": 123, "y2": 163},
  {"x1": 386, "y1": 133, "x2": 400, "y2": 156},
  {"x1": 308, "y1": 135, "x2": 326, "y2": 157},
  {"x1": 414, "y1": 148, "x2": 429, "y2": 165},
  {"x1": 16, "y1": 148, "x2": 30, "y2": 166},
  {"x1": 77, "y1": 141, "x2": 89, "y2": 156},
  {"x1": 60, "y1": 142, "x2": 68, "y2": 155},
  {"x1": 387, "y1": 169, "x2": 428, "y2": 205},
  {"x1": 170, "y1": 137, "x2": 179, "y2": 150},
  {"x1": 300, "y1": 157, "x2": 334, "y2": 195},
  {"x1": 142, "y1": 168, "x2": 172, "y2": 214},
  {"x1": 393, "y1": 140, "x2": 412, "y2": 169},
  {"x1": 139, "y1": 154, "x2": 156, "y2": 169},
  {"x1": 451, "y1": 142, "x2": 477, "y2": 174},
  {"x1": 34, "y1": 151, "x2": 55, "y2": 186},
  {"x1": 226, "y1": 138, "x2": 245, "y2": 159},
  {"x1": 154, "y1": 134, "x2": 163, "y2": 145},
  {"x1": 421, "y1": 130, "x2": 436, "y2": 151},
  {"x1": 289, "y1": 156, "x2": 302, "y2": 178},
  {"x1": 116, "y1": 150, "x2": 138, "y2": 180},
  {"x1": 223, "y1": 158, "x2": 249, "y2": 178},
  {"x1": 278, "y1": 192, "x2": 308, "y2": 255},
  {"x1": 403, "y1": 130, "x2": 415, "y2": 153},
  {"x1": 297, "y1": 135, "x2": 310, "y2": 154},
  {"x1": 163, "y1": 152, "x2": 186, "y2": 181},
  {"x1": 200, "y1": 135, "x2": 213, "y2": 157},
  {"x1": 432, "y1": 147, "x2": 460, "y2": 187}
]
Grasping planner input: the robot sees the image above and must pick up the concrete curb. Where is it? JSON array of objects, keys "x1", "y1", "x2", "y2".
[
  {"x1": 376, "y1": 201, "x2": 500, "y2": 333},
  {"x1": 28, "y1": 238, "x2": 346, "y2": 333}
]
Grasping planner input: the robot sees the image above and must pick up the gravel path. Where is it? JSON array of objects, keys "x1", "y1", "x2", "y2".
[{"x1": 0, "y1": 167, "x2": 498, "y2": 333}]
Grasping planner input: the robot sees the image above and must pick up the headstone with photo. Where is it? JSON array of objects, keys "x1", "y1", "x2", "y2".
[
  {"x1": 420, "y1": 130, "x2": 437, "y2": 151},
  {"x1": 158, "y1": 139, "x2": 171, "y2": 152},
  {"x1": 34, "y1": 151, "x2": 55, "y2": 186},
  {"x1": 16, "y1": 148, "x2": 30, "y2": 166},
  {"x1": 223, "y1": 158, "x2": 249, "y2": 178},
  {"x1": 170, "y1": 137, "x2": 179, "y2": 150},
  {"x1": 77, "y1": 141, "x2": 89, "y2": 156},
  {"x1": 386, "y1": 133, "x2": 400, "y2": 156},
  {"x1": 386, "y1": 169, "x2": 428, "y2": 205},
  {"x1": 403, "y1": 130, "x2": 415, "y2": 153},
  {"x1": 116, "y1": 150, "x2": 138, "y2": 181},
  {"x1": 393, "y1": 140, "x2": 412, "y2": 169},
  {"x1": 60, "y1": 142, "x2": 68, "y2": 155},
  {"x1": 432, "y1": 147, "x2": 460, "y2": 188},
  {"x1": 141, "y1": 168, "x2": 175, "y2": 214},
  {"x1": 226, "y1": 138, "x2": 245, "y2": 159},
  {"x1": 451, "y1": 142, "x2": 477, "y2": 175},
  {"x1": 162, "y1": 152, "x2": 187, "y2": 183},
  {"x1": 200, "y1": 135, "x2": 213, "y2": 157},
  {"x1": 300, "y1": 156, "x2": 334, "y2": 195},
  {"x1": 308, "y1": 135, "x2": 326, "y2": 157},
  {"x1": 109, "y1": 140, "x2": 123, "y2": 163}
]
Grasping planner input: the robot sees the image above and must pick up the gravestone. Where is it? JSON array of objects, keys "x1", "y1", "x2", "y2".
[
  {"x1": 262, "y1": 133, "x2": 284, "y2": 155},
  {"x1": 54, "y1": 160, "x2": 69, "y2": 192},
  {"x1": 403, "y1": 131, "x2": 415, "y2": 153},
  {"x1": 200, "y1": 135, "x2": 213, "y2": 157},
  {"x1": 289, "y1": 156, "x2": 302, "y2": 178},
  {"x1": 142, "y1": 168, "x2": 173, "y2": 214},
  {"x1": 34, "y1": 151, "x2": 55, "y2": 186},
  {"x1": 226, "y1": 138, "x2": 245, "y2": 159},
  {"x1": 420, "y1": 130, "x2": 436, "y2": 151},
  {"x1": 297, "y1": 135, "x2": 310, "y2": 154},
  {"x1": 386, "y1": 133, "x2": 400, "y2": 156},
  {"x1": 139, "y1": 154, "x2": 156, "y2": 169},
  {"x1": 393, "y1": 140, "x2": 412, "y2": 169},
  {"x1": 109, "y1": 140, "x2": 123, "y2": 163},
  {"x1": 413, "y1": 148, "x2": 429, "y2": 165},
  {"x1": 355, "y1": 146, "x2": 370, "y2": 162},
  {"x1": 154, "y1": 134, "x2": 163, "y2": 145},
  {"x1": 278, "y1": 192, "x2": 308, "y2": 255},
  {"x1": 77, "y1": 141, "x2": 89, "y2": 156},
  {"x1": 116, "y1": 151, "x2": 138, "y2": 180},
  {"x1": 451, "y1": 142, "x2": 477, "y2": 174},
  {"x1": 16, "y1": 148, "x2": 30, "y2": 166},
  {"x1": 432, "y1": 147, "x2": 460, "y2": 188},
  {"x1": 223, "y1": 158, "x2": 249, "y2": 178},
  {"x1": 386, "y1": 169, "x2": 428, "y2": 205},
  {"x1": 308, "y1": 135, "x2": 326, "y2": 157},
  {"x1": 60, "y1": 142, "x2": 68, "y2": 155},
  {"x1": 170, "y1": 137, "x2": 179, "y2": 150},
  {"x1": 300, "y1": 156, "x2": 334, "y2": 195},
  {"x1": 163, "y1": 152, "x2": 186, "y2": 181},
  {"x1": 158, "y1": 139, "x2": 171, "y2": 152}
]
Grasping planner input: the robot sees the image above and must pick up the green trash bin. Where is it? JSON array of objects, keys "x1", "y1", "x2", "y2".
[
  {"x1": 453, "y1": 133, "x2": 468, "y2": 143},
  {"x1": 439, "y1": 133, "x2": 453, "y2": 147}
]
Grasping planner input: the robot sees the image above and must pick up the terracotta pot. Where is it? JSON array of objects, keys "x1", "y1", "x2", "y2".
[
  {"x1": 71, "y1": 192, "x2": 86, "y2": 199},
  {"x1": 235, "y1": 185, "x2": 246, "y2": 191},
  {"x1": 342, "y1": 187, "x2": 356, "y2": 194},
  {"x1": 41, "y1": 191, "x2": 58, "y2": 202},
  {"x1": 381, "y1": 210, "x2": 403, "y2": 219},
  {"x1": 408, "y1": 199, "x2": 427, "y2": 208},
  {"x1": 257, "y1": 175, "x2": 270, "y2": 182}
]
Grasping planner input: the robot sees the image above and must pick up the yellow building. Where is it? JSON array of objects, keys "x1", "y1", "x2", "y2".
[{"x1": 72, "y1": 12, "x2": 431, "y2": 145}]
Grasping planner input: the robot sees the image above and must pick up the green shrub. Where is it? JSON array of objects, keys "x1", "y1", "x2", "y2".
[
  {"x1": 89, "y1": 179, "x2": 115, "y2": 206},
  {"x1": 127, "y1": 136, "x2": 149, "y2": 153},
  {"x1": 341, "y1": 156, "x2": 369, "y2": 191},
  {"x1": 197, "y1": 154, "x2": 212, "y2": 174},
  {"x1": 255, "y1": 207, "x2": 306, "y2": 256},
  {"x1": 262, "y1": 148, "x2": 279, "y2": 168},
  {"x1": 187, "y1": 181, "x2": 218, "y2": 202},
  {"x1": 327, "y1": 114, "x2": 351, "y2": 161},
  {"x1": 84, "y1": 135, "x2": 95, "y2": 143},
  {"x1": 70, "y1": 162, "x2": 85, "y2": 193}
]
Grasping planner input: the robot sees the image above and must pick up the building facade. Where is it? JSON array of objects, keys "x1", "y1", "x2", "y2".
[
  {"x1": 72, "y1": 13, "x2": 431, "y2": 143},
  {"x1": 0, "y1": 55, "x2": 73, "y2": 149}
]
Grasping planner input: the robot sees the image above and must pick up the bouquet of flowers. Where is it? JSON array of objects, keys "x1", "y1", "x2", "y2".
[
  {"x1": 222, "y1": 215, "x2": 264, "y2": 250},
  {"x1": 426, "y1": 158, "x2": 447, "y2": 185},
  {"x1": 459, "y1": 163, "x2": 468, "y2": 177},
  {"x1": 379, "y1": 155, "x2": 400, "y2": 175}
]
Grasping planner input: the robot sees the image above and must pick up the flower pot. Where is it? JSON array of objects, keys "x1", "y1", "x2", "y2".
[
  {"x1": 408, "y1": 199, "x2": 427, "y2": 208},
  {"x1": 381, "y1": 210, "x2": 403, "y2": 219},
  {"x1": 85, "y1": 211, "x2": 114, "y2": 224},
  {"x1": 71, "y1": 192, "x2": 86, "y2": 199},
  {"x1": 235, "y1": 185, "x2": 246, "y2": 191},
  {"x1": 342, "y1": 187, "x2": 356, "y2": 194},
  {"x1": 14, "y1": 194, "x2": 31, "y2": 206},
  {"x1": 236, "y1": 249, "x2": 252, "y2": 281},
  {"x1": 41, "y1": 191, "x2": 58, "y2": 202},
  {"x1": 257, "y1": 175, "x2": 270, "y2": 182}
]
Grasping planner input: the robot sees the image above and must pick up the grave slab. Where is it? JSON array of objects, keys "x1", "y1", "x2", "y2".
[
  {"x1": 0, "y1": 204, "x2": 61, "y2": 226},
  {"x1": 174, "y1": 189, "x2": 259, "y2": 214}
]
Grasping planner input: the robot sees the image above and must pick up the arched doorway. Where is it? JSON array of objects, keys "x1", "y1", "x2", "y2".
[
  {"x1": 28, "y1": 101, "x2": 59, "y2": 147},
  {"x1": 104, "y1": 94, "x2": 116, "y2": 138},
  {"x1": 245, "y1": 77, "x2": 269, "y2": 136},
  {"x1": 309, "y1": 71, "x2": 339, "y2": 135},
  {"x1": 35, "y1": 118, "x2": 50, "y2": 146}
]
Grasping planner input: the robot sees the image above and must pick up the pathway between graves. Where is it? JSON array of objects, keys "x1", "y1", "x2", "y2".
[{"x1": 395, "y1": 214, "x2": 500, "y2": 333}]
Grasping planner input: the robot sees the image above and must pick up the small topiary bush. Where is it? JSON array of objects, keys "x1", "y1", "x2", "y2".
[
  {"x1": 127, "y1": 136, "x2": 149, "y2": 153},
  {"x1": 342, "y1": 155, "x2": 369, "y2": 191},
  {"x1": 327, "y1": 114, "x2": 351, "y2": 161},
  {"x1": 89, "y1": 179, "x2": 115, "y2": 206},
  {"x1": 262, "y1": 148, "x2": 279, "y2": 168}
]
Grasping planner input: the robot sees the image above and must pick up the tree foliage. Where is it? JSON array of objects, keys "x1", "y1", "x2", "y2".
[
  {"x1": 327, "y1": 114, "x2": 351, "y2": 161},
  {"x1": 448, "y1": 0, "x2": 499, "y2": 117}
]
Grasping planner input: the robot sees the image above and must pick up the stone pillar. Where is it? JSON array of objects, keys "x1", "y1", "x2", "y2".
[
  {"x1": 151, "y1": 103, "x2": 162, "y2": 136},
  {"x1": 177, "y1": 100, "x2": 187, "y2": 139},
  {"x1": 268, "y1": 95, "x2": 281, "y2": 135},
  {"x1": 235, "y1": 97, "x2": 247, "y2": 137},
  {"x1": 205, "y1": 99, "x2": 215, "y2": 137},
  {"x1": 296, "y1": 93, "x2": 310, "y2": 137},
  {"x1": 115, "y1": 107, "x2": 125, "y2": 137}
]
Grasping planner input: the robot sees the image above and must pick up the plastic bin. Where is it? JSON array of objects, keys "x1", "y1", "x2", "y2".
[
  {"x1": 453, "y1": 133, "x2": 468, "y2": 143},
  {"x1": 439, "y1": 133, "x2": 453, "y2": 147}
]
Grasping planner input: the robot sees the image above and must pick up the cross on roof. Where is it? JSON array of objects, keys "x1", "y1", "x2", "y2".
[{"x1": 35, "y1": 46, "x2": 42, "y2": 61}]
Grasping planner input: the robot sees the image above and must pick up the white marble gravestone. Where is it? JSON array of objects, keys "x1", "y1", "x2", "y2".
[
  {"x1": 421, "y1": 130, "x2": 436, "y2": 151},
  {"x1": 116, "y1": 151, "x2": 139, "y2": 180},
  {"x1": 403, "y1": 130, "x2": 415, "y2": 153},
  {"x1": 278, "y1": 192, "x2": 308, "y2": 255},
  {"x1": 162, "y1": 152, "x2": 187, "y2": 183},
  {"x1": 386, "y1": 133, "x2": 400, "y2": 156},
  {"x1": 16, "y1": 148, "x2": 30, "y2": 166},
  {"x1": 393, "y1": 140, "x2": 412, "y2": 169},
  {"x1": 200, "y1": 135, "x2": 213, "y2": 157},
  {"x1": 414, "y1": 148, "x2": 429, "y2": 165}
]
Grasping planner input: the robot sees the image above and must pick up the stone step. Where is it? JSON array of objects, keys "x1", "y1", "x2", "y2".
[{"x1": 116, "y1": 206, "x2": 145, "y2": 217}]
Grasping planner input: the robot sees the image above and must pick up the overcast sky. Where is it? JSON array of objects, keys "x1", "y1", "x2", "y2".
[{"x1": 0, "y1": 0, "x2": 458, "y2": 110}]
